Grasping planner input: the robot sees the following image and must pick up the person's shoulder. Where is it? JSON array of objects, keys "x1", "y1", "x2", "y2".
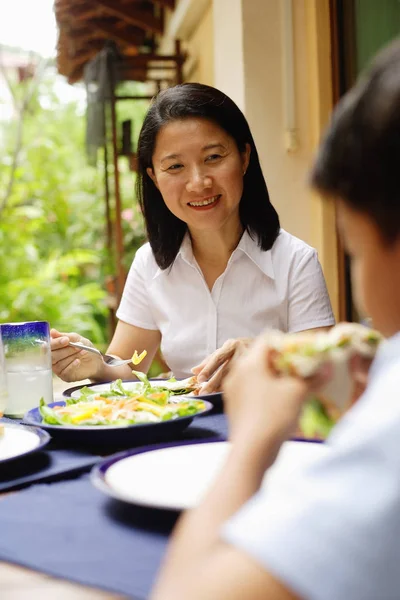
[
  {"x1": 134, "y1": 241, "x2": 153, "y2": 260},
  {"x1": 131, "y1": 242, "x2": 159, "y2": 276},
  {"x1": 271, "y1": 229, "x2": 316, "y2": 264}
]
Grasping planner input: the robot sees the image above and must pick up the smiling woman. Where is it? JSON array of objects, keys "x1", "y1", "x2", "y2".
[
  {"x1": 50, "y1": 83, "x2": 334, "y2": 386},
  {"x1": 146, "y1": 118, "x2": 249, "y2": 250}
]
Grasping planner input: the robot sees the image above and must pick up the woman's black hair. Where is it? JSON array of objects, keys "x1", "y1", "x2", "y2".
[
  {"x1": 310, "y1": 39, "x2": 400, "y2": 244},
  {"x1": 136, "y1": 83, "x2": 280, "y2": 268}
]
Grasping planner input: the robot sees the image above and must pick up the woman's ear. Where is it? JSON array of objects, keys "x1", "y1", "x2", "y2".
[
  {"x1": 242, "y1": 143, "x2": 251, "y2": 175},
  {"x1": 146, "y1": 167, "x2": 159, "y2": 189}
]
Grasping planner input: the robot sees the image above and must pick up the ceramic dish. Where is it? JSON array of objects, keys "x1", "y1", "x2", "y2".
[
  {"x1": 63, "y1": 380, "x2": 223, "y2": 407},
  {"x1": 0, "y1": 422, "x2": 50, "y2": 464},
  {"x1": 23, "y1": 400, "x2": 213, "y2": 445},
  {"x1": 92, "y1": 439, "x2": 329, "y2": 510}
]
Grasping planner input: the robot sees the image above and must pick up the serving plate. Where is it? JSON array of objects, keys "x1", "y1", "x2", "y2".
[
  {"x1": 22, "y1": 400, "x2": 213, "y2": 446},
  {"x1": 92, "y1": 439, "x2": 329, "y2": 510},
  {"x1": 0, "y1": 422, "x2": 50, "y2": 464},
  {"x1": 63, "y1": 380, "x2": 223, "y2": 407}
]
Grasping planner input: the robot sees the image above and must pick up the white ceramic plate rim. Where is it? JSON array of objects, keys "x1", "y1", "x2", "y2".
[
  {"x1": 64, "y1": 380, "x2": 221, "y2": 401},
  {"x1": 92, "y1": 439, "x2": 329, "y2": 511},
  {"x1": 0, "y1": 422, "x2": 50, "y2": 463}
]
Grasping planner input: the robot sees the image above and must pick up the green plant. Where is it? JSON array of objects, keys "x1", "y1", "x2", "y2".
[{"x1": 0, "y1": 67, "x2": 108, "y2": 341}]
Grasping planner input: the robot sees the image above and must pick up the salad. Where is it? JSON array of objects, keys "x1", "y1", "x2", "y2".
[
  {"x1": 265, "y1": 323, "x2": 383, "y2": 439},
  {"x1": 40, "y1": 371, "x2": 206, "y2": 427}
]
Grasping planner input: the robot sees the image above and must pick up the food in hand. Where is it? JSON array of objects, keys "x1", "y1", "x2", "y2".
[
  {"x1": 265, "y1": 323, "x2": 382, "y2": 439},
  {"x1": 131, "y1": 350, "x2": 147, "y2": 365}
]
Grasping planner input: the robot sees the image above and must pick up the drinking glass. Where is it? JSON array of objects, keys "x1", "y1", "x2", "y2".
[
  {"x1": 0, "y1": 329, "x2": 8, "y2": 416},
  {"x1": 1, "y1": 321, "x2": 54, "y2": 418}
]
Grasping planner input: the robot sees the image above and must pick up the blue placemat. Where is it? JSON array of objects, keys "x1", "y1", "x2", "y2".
[
  {"x1": 1, "y1": 415, "x2": 22, "y2": 424},
  {"x1": 181, "y1": 411, "x2": 227, "y2": 440},
  {"x1": 0, "y1": 475, "x2": 171, "y2": 599},
  {"x1": 0, "y1": 413, "x2": 228, "y2": 599},
  {"x1": 0, "y1": 415, "x2": 103, "y2": 491},
  {"x1": 0, "y1": 446, "x2": 102, "y2": 492}
]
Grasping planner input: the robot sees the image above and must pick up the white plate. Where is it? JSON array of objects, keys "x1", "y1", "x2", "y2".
[
  {"x1": 92, "y1": 440, "x2": 329, "y2": 511},
  {"x1": 70, "y1": 380, "x2": 141, "y2": 399},
  {"x1": 0, "y1": 423, "x2": 50, "y2": 463},
  {"x1": 68, "y1": 379, "x2": 198, "y2": 399}
]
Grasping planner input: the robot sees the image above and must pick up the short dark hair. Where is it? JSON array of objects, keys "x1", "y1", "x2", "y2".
[
  {"x1": 310, "y1": 39, "x2": 400, "y2": 243},
  {"x1": 136, "y1": 83, "x2": 280, "y2": 268}
]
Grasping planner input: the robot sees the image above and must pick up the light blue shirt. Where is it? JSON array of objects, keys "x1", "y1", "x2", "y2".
[{"x1": 223, "y1": 332, "x2": 400, "y2": 600}]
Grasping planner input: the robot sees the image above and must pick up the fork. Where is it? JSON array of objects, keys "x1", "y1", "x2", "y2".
[{"x1": 68, "y1": 341, "x2": 133, "y2": 367}]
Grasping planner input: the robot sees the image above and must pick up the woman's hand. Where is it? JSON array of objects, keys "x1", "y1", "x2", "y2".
[
  {"x1": 191, "y1": 338, "x2": 253, "y2": 393},
  {"x1": 223, "y1": 335, "x2": 332, "y2": 449},
  {"x1": 50, "y1": 329, "x2": 103, "y2": 382}
]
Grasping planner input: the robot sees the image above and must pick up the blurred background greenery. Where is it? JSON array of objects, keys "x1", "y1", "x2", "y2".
[{"x1": 0, "y1": 58, "x2": 149, "y2": 351}]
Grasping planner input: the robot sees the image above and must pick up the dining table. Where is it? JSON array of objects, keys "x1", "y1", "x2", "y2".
[{"x1": 0, "y1": 377, "x2": 228, "y2": 600}]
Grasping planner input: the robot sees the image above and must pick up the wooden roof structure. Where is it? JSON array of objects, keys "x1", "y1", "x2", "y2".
[{"x1": 54, "y1": 0, "x2": 178, "y2": 84}]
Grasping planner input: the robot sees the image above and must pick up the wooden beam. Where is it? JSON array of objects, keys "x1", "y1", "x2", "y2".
[
  {"x1": 95, "y1": 0, "x2": 163, "y2": 35},
  {"x1": 109, "y1": 71, "x2": 126, "y2": 300},
  {"x1": 175, "y1": 39, "x2": 183, "y2": 84},
  {"x1": 120, "y1": 69, "x2": 174, "y2": 83},
  {"x1": 119, "y1": 62, "x2": 176, "y2": 71},
  {"x1": 118, "y1": 53, "x2": 185, "y2": 68},
  {"x1": 117, "y1": 68, "x2": 148, "y2": 81},
  {"x1": 116, "y1": 95, "x2": 155, "y2": 100},
  {"x1": 68, "y1": 43, "x2": 104, "y2": 68},
  {"x1": 68, "y1": 64, "x2": 85, "y2": 83},
  {"x1": 70, "y1": 8, "x2": 102, "y2": 22},
  {"x1": 57, "y1": 1, "x2": 101, "y2": 22},
  {"x1": 67, "y1": 27, "x2": 106, "y2": 44},
  {"x1": 152, "y1": 0, "x2": 175, "y2": 9},
  {"x1": 89, "y1": 19, "x2": 146, "y2": 47}
]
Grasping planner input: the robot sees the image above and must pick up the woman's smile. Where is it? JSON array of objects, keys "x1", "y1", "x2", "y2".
[
  {"x1": 187, "y1": 194, "x2": 222, "y2": 210},
  {"x1": 148, "y1": 117, "x2": 250, "y2": 234}
]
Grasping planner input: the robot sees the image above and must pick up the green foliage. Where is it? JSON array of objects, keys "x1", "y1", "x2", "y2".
[
  {"x1": 0, "y1": 67, "x2": 151, "y2": 355},
  {"x1": 0, "y1": 69, "x2": 108, "y2": 342}
]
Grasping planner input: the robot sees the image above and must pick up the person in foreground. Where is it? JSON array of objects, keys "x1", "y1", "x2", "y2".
[
  {"x1": 51, "y1": 83, "x2": 333, "y2": 386},
  {"x1": 151, "y1": 41, "x2": 400, "y2": 600}
]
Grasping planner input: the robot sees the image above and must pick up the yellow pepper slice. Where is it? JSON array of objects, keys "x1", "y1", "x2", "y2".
[
  {"x1": 135, "y1": 402, "x2": 164, "y2": 417},
  {"x1": 131, "y1": 350, "x2": 147, "y2": 365},
  {"x1": 70, "y1": 407, "x2": 99, "y2": 424}
]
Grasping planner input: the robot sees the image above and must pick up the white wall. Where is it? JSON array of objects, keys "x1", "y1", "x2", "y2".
[{"x1": 213, "y1": 0, "x2": 315, "y2": 246}]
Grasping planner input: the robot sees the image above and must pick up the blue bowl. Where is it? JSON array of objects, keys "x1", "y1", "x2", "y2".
[{"x1": 22, "y1": 400, "x2": 214, "y2": 446}]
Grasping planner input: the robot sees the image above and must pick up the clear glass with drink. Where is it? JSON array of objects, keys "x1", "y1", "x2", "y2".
[
  {"x1": 0, "y1": 329, "x2": 8, "y2": 416},
  {"x1": 1, "y1": 321, "x2": 54, "y2": 418}
]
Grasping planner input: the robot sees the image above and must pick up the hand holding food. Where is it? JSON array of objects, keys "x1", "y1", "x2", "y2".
[
  {"x1": 263, "y1": 322, "x2": 381, "y2": 438},
  {"x1": 223, "y1": 336, "x2": 329, "y2": 448},
  {"x1": 191, "y1": 338, "x2": 253, "y2": 393},
  {"x1": 223, "y1": 323, "x2": 381, "y2": 444}
]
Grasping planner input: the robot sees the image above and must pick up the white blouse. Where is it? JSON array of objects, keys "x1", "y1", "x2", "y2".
[{"x1": 116, "y1": 229, "x2": 335, "y2": 378}]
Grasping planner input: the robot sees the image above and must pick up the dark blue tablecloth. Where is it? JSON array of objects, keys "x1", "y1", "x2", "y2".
[
  {"x1": 0, "y1": 446, "x2": 103, "y2": 492},
  {"x1": 0, "y1": 416, "x2": 104, "y2": 491},
  {"x1": 0, "y1": 413, "x2": 228, "y2": 598},
  {"x1": 0, "y1": 410, "x2": 227, "y2": 492}
]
